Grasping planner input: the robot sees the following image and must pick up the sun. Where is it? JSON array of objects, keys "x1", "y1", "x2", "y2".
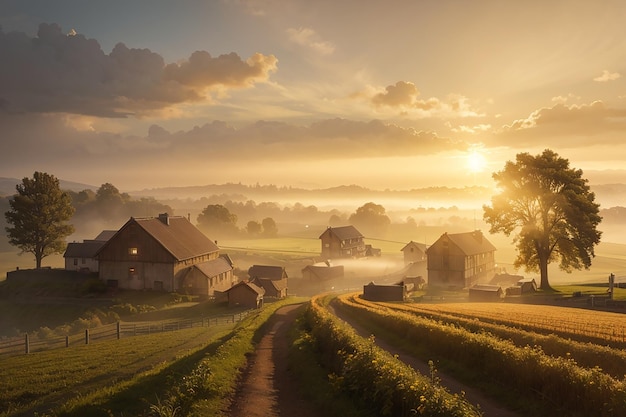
[{"x1": 466, "y1": 149, "x2": 487, "y2": 173}]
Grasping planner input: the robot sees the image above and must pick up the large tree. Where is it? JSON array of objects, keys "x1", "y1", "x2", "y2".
[
  {"x1": 349, "y1": 202, "x2": 391, "y2": 237},
  {"x1": 5, "y1": 172, "x2": 75, "y2": 268},
  {"x1": 197, "y1": 204, "x2": 239, "y2": 238},
  {"x1": 483, "y1": 149, "x2": 602, "y2": 290}
]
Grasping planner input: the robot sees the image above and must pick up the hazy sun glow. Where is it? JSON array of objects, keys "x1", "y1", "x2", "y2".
[{"x1": 467, "y1": 150, "x2": 487, "y2": 173}]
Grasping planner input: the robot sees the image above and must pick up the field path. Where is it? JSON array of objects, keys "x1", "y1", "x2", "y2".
[
  {"x1": 228, "y1": 303, "x2": 323, "y2": 417},
  {"x1": 330, "y1": 303, "x2": 521, "y2": 417}
]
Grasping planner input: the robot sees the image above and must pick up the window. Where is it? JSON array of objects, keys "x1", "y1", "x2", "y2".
[
  {"x1": 81, "y1": 258, "x2": 86, "y2": 264},
  {"x1": 129, "y1": 267, "x2": 136, "y2": 274},
  {"x1": 129, "y1": 247, "x2": 138, "y2": 255},
  {"x1": 73, "y1": 258, "x2": 78, "y2": 266}
]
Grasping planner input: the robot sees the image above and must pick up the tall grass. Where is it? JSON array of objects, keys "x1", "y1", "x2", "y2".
[{"x1": 304, "y1": 294, "x2": 482, "y2": 417}]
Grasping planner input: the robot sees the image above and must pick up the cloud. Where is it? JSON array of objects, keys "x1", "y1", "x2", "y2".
[
  {"x1": 367, "y1": 81, "x2": 483, "y2": 118},
  {"x1": 286, "y1": 27, "x2": 335, "y2": 55},
  {"x1": 0, "y1": 114, "x2": 467, "y2": 181},
  {"x1": 594, "y1": 70, "x2": 621, "y2": 82},
  {"x1": 0, "y1": 23, "x2": 277, "y2": 117},
  {"x1": 495, "y1": 101, "x2": 626, "y2": 147}
]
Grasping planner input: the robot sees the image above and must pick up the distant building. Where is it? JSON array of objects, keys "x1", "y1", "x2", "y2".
[
  {"x1": 362, "y1": 281, "x2": 405, "y2": 302},
  {"x1": 401, "y1": 241, "x2": 427, "y2": 265},
  {"x1": 225, "y1": 281, "x2": 264, "y2": 309},
  {"x1": 426, "y1": 230, "x2": 496, "y2": 289},
  {"x1": 301, "y1": 264, "x2": 345, "y2": 282},
  {"x1": 64, "y1": 231, "x2": 115, "y2": 273},
  {"x1": 247, "y1": 264, "x2": 288, "y2": 298},
  {"x1": 469, "y1": 284, "x2": 504, "y2": 301},
  {"x1": 319, "y1": 225, "x2": 365, "y2": 259}
]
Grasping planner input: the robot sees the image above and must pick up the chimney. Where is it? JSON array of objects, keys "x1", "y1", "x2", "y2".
[{"x1": 158, "y1": 213, "x2": 170, "y2": 225}]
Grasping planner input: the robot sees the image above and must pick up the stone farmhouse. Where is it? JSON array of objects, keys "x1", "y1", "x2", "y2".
[
  {"x1": 426, "y1": 230, "x2": 496, "y2": 289},
  {"x1": 95, "y1": 213, "x2": 235, "y2": 296}
]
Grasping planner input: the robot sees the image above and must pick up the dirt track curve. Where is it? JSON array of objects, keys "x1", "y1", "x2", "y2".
[{"x1": 229, "y1": 302, "x2": 520, "y2": 417}]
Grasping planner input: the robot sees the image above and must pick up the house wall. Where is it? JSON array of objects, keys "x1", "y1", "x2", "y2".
[
  {"x1": 100, "y1": 260, "x2": 175, "y2": 291},
  {"x1": 403, "y1": 245, "x2": 426, "y2": 264},
  {"x1": 180, "y1": 268, "x2": 234, "y2": 296},
  {"x1": 65, "y1": 257, "x2": 99, "y2": 273},
  {"x1": 228, "y1": 287, "x2": 262, "y2": 309},
  {"x1": 320, "y1": 229, "x2": 366, "y2": 259}
]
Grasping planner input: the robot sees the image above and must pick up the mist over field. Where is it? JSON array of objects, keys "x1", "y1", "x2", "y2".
[{"x1": 2, "y1": 177, "x2": 626, "y2": 285}]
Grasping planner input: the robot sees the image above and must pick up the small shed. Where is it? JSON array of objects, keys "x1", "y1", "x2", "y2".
[
  {"x1": 363, "y1": 281, "x2": 405, "y2": 302},
  {"x1": 469, "y1": 284, "x2": 503, "y2": 302},
  {"x1": 225, "y1": 281, "x2": 264, "y2": 309},
  {"x1": 301, "y1": 264, "x2": 345, "y2": 281},
  {"x1": 517, "y1": 278, "x2": 537, "y2": 293}
]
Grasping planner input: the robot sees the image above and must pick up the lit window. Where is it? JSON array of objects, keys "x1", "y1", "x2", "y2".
[
  {"x1": 129, "y1": 267, "x2": 135, "y2": 274},
  {"x1": 129, "y1": 247, "x2": 138, "y2": 255}
]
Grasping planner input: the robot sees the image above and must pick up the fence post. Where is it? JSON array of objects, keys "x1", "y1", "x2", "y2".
[
  {"x1": 66, "y1": 336, "x2": 69, "y2": 348},
  {"x1": 85, "y1": 329, "x2": 89, "y2": 345},
  {"x1": 25, "y1": 333, "x2": 29, "y2": 354},
  {"x1": 117, "y1": 322, "x2": 121, "y2": 340}
]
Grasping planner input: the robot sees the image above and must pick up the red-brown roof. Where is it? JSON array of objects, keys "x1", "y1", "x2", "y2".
[{"x1": 133, "y1": 215, "x2": 219, "y2": 260}]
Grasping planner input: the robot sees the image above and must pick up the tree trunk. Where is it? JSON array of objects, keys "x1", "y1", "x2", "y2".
[{"x1": 539, "y1": 256, "x2": 551, "y2": 290}]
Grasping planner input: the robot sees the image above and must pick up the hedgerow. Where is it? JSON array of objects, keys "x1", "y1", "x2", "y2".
[{"x1": 304, "y1": 295, "x2": 482, "y2": 417}]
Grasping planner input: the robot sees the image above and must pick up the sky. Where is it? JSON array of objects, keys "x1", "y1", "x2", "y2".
[{"x1": 1, "y1": 0, "x2": 626, "y2": 193}]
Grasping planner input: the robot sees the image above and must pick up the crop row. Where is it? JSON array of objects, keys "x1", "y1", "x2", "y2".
[
  {"x1": 305, "y1": 294, "x2": 482, "y2": 417},
  {"x1": 367, "y1": 299, "x2": 626, "y2": 379},
  {"x1": 398, "y1": 301, "x2": 626, "y2": 346},
  {"x1": 335, "y1": 293, "x2": 626, "y2": 417}
]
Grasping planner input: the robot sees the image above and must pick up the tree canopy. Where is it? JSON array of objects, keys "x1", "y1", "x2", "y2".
[
  {"x1": 349, "y1": 202, "x2": 390, "y2": 237},
  {"x1": 483, "y1": 149, "x2": 602, "y2": 289},
  {"x1": 4, "y1": 172, "x2": 75, "y2": 268},
  {"x1": 196, "y1": 204, "x2": 239, "y2": 238}
]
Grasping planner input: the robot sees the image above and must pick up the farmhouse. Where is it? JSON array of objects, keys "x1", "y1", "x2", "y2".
[
  {"x1": 248, "y1": 264, "x2": 288, "y2": 298},
  {"x1": 319, "y1": 225, "x2": 366, "y2": 259},
  {"x1": 96, "y1": 213, "x2": 235, "y2": 295},
  {"x1": 426, "y1": 230, "x2": 496, "y2": 289},
  {"x1": 401, "y1": 241, "x2": 427, "y2": 265}
]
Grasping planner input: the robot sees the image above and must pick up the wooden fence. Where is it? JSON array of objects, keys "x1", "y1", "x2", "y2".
[{"x1": 0, "y1": 312, "x2": 250, "y2": 357}]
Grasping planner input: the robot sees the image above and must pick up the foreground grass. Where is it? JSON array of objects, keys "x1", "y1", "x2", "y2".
[{"x1": 0, "y1": 298, "x2": 304, "y2": 417}]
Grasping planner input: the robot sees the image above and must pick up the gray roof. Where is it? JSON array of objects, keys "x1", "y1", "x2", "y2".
[
  {"x1": 319, "y1": 225, "x2": 363, "y2": 240},
  {"x1": 94, "y1": 230, "x2": 117, "y2": 241},
  {"x1": 64, "y1": 240, "x2": 106, "y2": 258},
  {"x1": 248, "y1": 264, "x2": 287, "y2": 280},
  {"x1": 401, "y1": 241, "x2": 428, "y2": 252},
  {"x1": 191, "y1": 257, "x2": 233, "y2": 278}
]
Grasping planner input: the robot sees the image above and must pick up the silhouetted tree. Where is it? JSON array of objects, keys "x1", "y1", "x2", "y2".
[
  {"x1": 197, "y1": 204, "x2": 239, "y2": 238},
  {"x1": 349, "y1": 202, "x2": 390, "y2": 237},
  {"x1": 483, "y1": 149, "x2": 602, "y2": 290},
  {"x1": 4, "y1": 172, "x2": 75, "y2": 268},
  {"x1": 261, "y1": 217, "x2": 278, "y2": 237},
  {"x1": 247, "y1": 220, "x2": 262, "y2": 236}
]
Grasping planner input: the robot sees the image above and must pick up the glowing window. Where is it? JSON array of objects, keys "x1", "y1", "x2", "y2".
[{"x1": 129, "y1": 247, "x2": 138, "y2": 255}]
